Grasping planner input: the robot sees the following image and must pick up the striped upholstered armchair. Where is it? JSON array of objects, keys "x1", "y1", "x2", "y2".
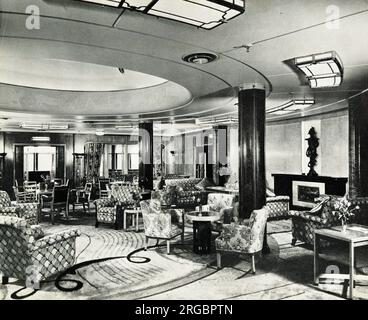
[
  {"x1": 94, "y1": 184, "x2": 139, "y2": 229},
  {"x1": 0, "y1": 216, "x2": 80, "y2": 289},
  {"x1": 266, "y1": 196, "x2": 290, "y2": 221},
  {"x1": 289, "y1": 195, "x2": 342, "y2": 246},
  {"x1": 0, "y1": 190, "x2": 39, "y2": 225}
]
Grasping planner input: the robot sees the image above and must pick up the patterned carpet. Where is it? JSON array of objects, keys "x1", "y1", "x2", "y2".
[{"x1": 1, "y1": 211, "x2": 367, "y2": 300}]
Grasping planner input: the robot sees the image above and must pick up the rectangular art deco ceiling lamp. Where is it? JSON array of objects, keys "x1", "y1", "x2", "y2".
[
  {"x1": 294, "y1": 51, "x2": 343, "y2": 88},
  {"x1": 78, "y1": 0, "x2": 246, "y2": 29},
  {"x1": 266, "y1": 99, "x2": 315, "y2": 116}
]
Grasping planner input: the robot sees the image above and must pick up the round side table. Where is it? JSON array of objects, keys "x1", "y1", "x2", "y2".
[{"x1": 186, "y1": 211, "x2": 220, "y2": 254}]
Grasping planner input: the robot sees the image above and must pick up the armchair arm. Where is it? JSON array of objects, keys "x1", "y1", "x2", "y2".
[
  {"x1": 94, "y1": 198, "x2": 116, "y2": 208},
  {"x1": 32, "y1": 229, "x2": 81, "y2": 251},
  {"x1": 0, "y1": 206, "x2": 19, "y2": 215},
  {"x1": 15, "y1": 202, "x2": 38, "y2": 210},
  {"x1": 219, "y1": 206, "x2": 234, "y2": 222},
  {"x1": 221, "y1": 223, "x2": 251, "y2": 239},
  {"x1": 289, "y1": 210, "x2": 327, "y2": 224}
]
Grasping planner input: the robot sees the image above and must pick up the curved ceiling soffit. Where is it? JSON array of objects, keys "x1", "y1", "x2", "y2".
[{"x1": 0, "y1": 11, "x2": 273, "y2": 92}]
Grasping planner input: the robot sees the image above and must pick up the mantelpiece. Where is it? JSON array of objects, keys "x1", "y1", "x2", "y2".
[{"x1": 272, "y1": 174, "x2": 348, "y2": 210}]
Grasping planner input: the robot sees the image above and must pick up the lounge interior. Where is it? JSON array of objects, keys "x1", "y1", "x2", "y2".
[{"x1": 0, "y1": 0, "x2": 368, "y2": 301}]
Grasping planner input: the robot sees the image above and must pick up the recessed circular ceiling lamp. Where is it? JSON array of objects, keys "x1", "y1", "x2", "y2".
[
  {"x1": 95, "y1": 130, "x2": 105, "y2": 136},
  {"x1": 182, "y1": 53, "x2": 218, "y2": 64}
]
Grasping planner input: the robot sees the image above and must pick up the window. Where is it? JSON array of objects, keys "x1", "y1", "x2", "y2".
[
  {"x1": 129, "y1": 153, "x2": 139, "y2": 170},
  {"x1": 24, "y1": 146, "x2": 56, "y2": 177}
]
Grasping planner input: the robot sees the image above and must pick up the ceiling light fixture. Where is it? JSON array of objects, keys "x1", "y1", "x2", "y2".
[
  {"x1": 95, "y1": 129, "x2": 105, "y2": 136},
  {"x1": 31, "y1": 136, "x2": 51, "y2": 142},
  {"x1": 182, "y1": 52, "x2": 218, "y2": 64},
  {"x1": 267, "y1": 99, "x2": 315, "y2": 115},
  {"x1": 20, "y1": 123, "x2": 69, "y2": 130},
  {"x1": 294, "y1": 51, "x2": 343, "y2": 88},
  {"x1": 76, "y1": 0, "x2": 246, "y2": 30},
  {"x1": 196, "y1": 116, "x2": 238, "y2": 125}
]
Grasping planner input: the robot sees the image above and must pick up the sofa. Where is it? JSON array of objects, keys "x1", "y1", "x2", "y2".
[
  {"x1": 163, "y1": 178, "x2": 208, "y2": 209},
  {"x1": 0, "y1": 190, "x2": 39, "y2": 225},
  {"x1": 0, "y1": 216, "x2": 80, "y2": 289},
  {"x1": 289, "y1": 194, "x2": 342, "y2": 246}
]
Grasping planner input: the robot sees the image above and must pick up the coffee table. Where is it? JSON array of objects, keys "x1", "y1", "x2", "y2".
[
  {"x1": 186, "y1": 211, "x2": 220, "y2": 254},
  {"x1": 314, "y1": 224, "x2": 368, "y2": 299}
]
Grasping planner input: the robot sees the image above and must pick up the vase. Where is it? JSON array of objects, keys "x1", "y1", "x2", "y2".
[{"x1": 341, "y1": 220, "x2": 347, "y2": 232}]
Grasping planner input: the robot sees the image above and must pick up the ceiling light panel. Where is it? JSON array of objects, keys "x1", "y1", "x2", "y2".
[
  {"x1": 294, "y1": 51, "x2": 343, "y2": 88},
  {"x1": 83, "y1": 0, "x2": 121, "y2": 7},
  {"x1": 76, "y1": 0, "x2": 246, "y2": 29}
]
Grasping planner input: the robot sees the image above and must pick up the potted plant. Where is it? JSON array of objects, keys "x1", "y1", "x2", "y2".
[{"x1": 332, "y1": 196, "x2": 360, "y2": 232}]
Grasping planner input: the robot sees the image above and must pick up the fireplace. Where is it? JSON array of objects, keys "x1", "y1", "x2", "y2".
[{"x1": 272, "y1": 174, "x2": 347, "y2": 210}]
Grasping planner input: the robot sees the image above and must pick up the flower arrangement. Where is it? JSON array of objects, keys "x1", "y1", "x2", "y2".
[{"x1": 332, "y1": 196, "x2": 359, "y2": 230}]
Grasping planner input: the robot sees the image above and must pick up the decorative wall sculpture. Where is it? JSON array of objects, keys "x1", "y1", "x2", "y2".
[{"x1": 305, "y1": 127, "x2": 319, "y2": 176}]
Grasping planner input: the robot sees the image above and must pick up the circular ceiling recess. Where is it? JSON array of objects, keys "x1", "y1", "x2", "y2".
[
  {"x1": 0, "y1": 57, "x2": 168, "y2": 92},
  {"x1": 182, "y1": 53, "x2": 218, "y2": 64}
]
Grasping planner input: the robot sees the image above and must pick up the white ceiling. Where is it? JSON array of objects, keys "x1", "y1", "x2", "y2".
[
  {"x1": 0, "y1": 57, "x2": 169, "y2": 91},
  {"x1": 0, "y1": 0, "x2": 367, "y2": 134}
]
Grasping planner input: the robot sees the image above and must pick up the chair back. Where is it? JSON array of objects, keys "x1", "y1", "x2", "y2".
[
  {"x1": 207, "y1": 193, "x2": 235, "y2": 212},
  {"x1": 85, "y1": 182, "x2": 93, "y2": 193},
  {"x1": 24, "y1": 181, "x2": 37, "y2": 193},
  {"x1": 0, "y1": 190, "x2": 12, "y2": 207},
  {"x1": 0, "y1": 216, "x2": 34, "y2": 275},
  {"x1": 13, "y1": 187, "x2": 36, "y2": 203},
  {"x1": 52, "y1": 186, "x2": 69, "y2": 204},
  {"x1": 247, "y1": 207, "x2": 270, "y2": 252},
  {"x1": 99, "y1": 179, "x2": 110, "y2": 191},
  {"x1": 110, "y1": 185, "x2": 135, "y2": 204}
]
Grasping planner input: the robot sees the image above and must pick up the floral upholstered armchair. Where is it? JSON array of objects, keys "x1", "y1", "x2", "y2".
[
  {"x1": 94, "y1": 184, "x2": 139, "y2": 229},
  {"x1": 289, "y1": 194, "x2": 342, "y2": 246},
  {"x1": 195, "y1": 193, "x2": 236, "y2": 231},
  {"x1": 0, "y1": 190, "x2": 38, "y2": 225},
  {"x1": 215, "y1": 206, "x2": 269, "y2": 274},
  {"x1": 140, "y1": 200, "x2": 184, "y2": 254},
  {"x1": 0, "y1": 216, "x2": 80, "y2": 289}
]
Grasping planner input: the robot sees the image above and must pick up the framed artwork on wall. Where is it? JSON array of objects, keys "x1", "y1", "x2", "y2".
[{"x1": 292, "y1": 180, "x2": 325, "y2": 208}]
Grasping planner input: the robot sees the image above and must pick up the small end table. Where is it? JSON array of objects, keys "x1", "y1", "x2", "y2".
[
  {"x1": 123, "y1": 207, "x2": 142, "y2": 232},
  {"x1": 186, "y1": 211, "x2": 220, "y2": 254},
  {"x1": 314, "y1": 224, "x2": 368, "y2": 300}
]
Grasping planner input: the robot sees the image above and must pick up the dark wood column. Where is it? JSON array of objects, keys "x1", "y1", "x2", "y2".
[
  {"x1": 349, "y1": 91, "x2": 368, "y2": 197},
  {"x1": 139, "y1": 122, "x2": 153, "y2": 190},
  {"x1": 215, "y1": 125, "x2": 228, "y2": 186},
  {"x1": 349, "y1": 91, "x2": 368, "y2": 224},
  {"x1": 238, "y1": 85, "x2": 268, "y2": 252}
]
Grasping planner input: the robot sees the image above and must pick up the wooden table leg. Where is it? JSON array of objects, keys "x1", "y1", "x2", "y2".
[
  {"x1": 314, "y1": 233, "x2": 319, "y2": 285},
  {"x1": 123, "y1": 210, "x2": 127, "y2": 230},
  {"x1": 349, "y1": 242, "x2": 355, "y2": 300}
]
